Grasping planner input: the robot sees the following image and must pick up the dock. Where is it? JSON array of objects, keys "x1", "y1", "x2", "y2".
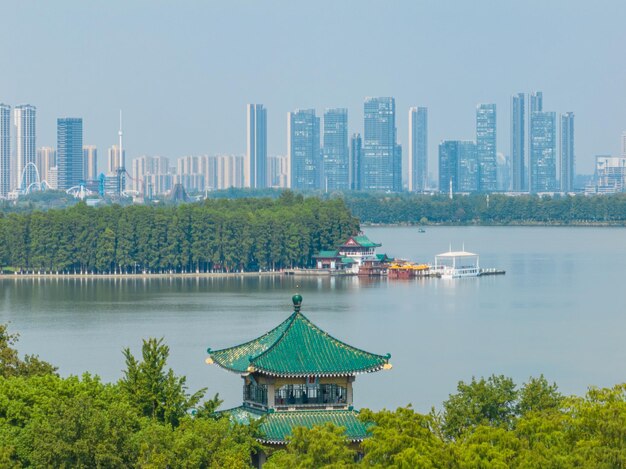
[{"x1": 478, "y1": 268, "x2": 506, "y2": 276}]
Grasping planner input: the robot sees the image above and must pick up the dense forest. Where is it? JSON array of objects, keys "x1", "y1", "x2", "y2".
[
  {"x1": 0, "y1": 192, "x2": 359, "y2": 274},
  {"x1": 342, "y1": 192, "x2": 626, "y2": 225},
  {"x1": 3, "y1": 324, "x2": 626, "y2": 468}
]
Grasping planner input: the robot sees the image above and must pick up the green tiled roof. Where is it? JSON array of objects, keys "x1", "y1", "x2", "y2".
[
  {"x1": 314, "y1": 250, "x2": 339, "y2": 258},
  {"x1": 219, "y1": 406, "x2": 369, "y2": 444},
  {"x1": 341, "y1": 257, "x2": 356, "y2": 264},
  {"x1": 208, "y1": 310, "x2": 390, "y2": 377},
  {"x1": 341, "y1": 235, "x2": 382, "y2": 248},
  {"x1": 259, "y1": 409, "x2": 369, "y2": 444}
]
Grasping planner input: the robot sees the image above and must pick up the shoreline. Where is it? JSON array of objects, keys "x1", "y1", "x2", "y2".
[{"x1": 0, "y1": 271, "x2": 285, "y2": 280}]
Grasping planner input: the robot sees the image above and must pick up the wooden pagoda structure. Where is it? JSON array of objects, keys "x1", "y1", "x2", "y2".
[{"x1": 206, "y1": 294, "x2": 392, "y2": 461}]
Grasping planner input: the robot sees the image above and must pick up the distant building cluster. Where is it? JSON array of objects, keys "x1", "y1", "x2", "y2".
[{"x1": 1, "y1": 95, "x2": 625, "y2": 201}]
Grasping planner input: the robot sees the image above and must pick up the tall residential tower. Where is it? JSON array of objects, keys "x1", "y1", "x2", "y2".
[
  {"x1": 560, "y1": 112, "x2": 575, "y2": 192},
  {"x1": 14, "y1": 104, "x2": 37, "y2": 190},
  {"x1": 246, "y1": 104, "x2": 267, "y2": 188},
  {"x1": 511, "y1": 93, "x2": 525, "y2": 191},
  {"x1": 408, "y1": 107, "x2": 428, "y2": 192},
  {"x1": 288, "y1": 109, "x2": 320, "y2": 190},
  {"x1": 57, "y1": 118, "x2": 83, "y2": 190},
  {"x1": 476, "y1": 103, "x2": 497, "y2": 192},
  {"x1": 363, "y1": 97, "x2": 400, "y2": 191},
  {"x1": 0, "y1": 104, "x2": 10, "y2": 197},
  {"x1": 322, "y1": 108, "x2": 349, "y2": 191}
]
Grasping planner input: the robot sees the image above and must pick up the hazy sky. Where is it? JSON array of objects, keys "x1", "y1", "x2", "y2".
[{"x1": 2, "y1": 1, "x2": 625, "y2": 174}]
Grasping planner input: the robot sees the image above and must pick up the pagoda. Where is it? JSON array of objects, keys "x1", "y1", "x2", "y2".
[{"x1": 206, "y1": 294, "x2": 391, "y2": 455}]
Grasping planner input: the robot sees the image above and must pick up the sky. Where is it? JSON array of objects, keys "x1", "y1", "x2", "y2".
[{"x1": 2, "y1": 1, "x2": 625, "y2": 175}]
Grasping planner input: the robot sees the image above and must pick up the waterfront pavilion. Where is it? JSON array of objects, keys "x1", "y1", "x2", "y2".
[{"x1": 206, "y1": 294, "x2": 392, "y2": 464}]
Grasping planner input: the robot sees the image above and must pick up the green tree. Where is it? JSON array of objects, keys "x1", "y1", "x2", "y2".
[
  {"x1": 120, "y1": 338, "x2": 213, "y2": 427},
  {"x1": 442, "y1": 375, "x2": 518, "y2": 439},
  {"x1": 0, "y1": 324, "x2": 57, "y2": 378},
  {"x1": 359, "y1": 406, "x2": 453, "y2": 468},
  {"x1": 265, "y1": 422, "x2": 356, "y2": 468}
]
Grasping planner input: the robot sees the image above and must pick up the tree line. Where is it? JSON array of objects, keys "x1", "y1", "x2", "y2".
[
  {"x1": 0, "y1": 192, "x2": 359, "y2": 274},
  {"x1": 3, "y1": 324, "x2": 626, "y2": 467},
  {"x1": 342, "y1": 192, "x2": 626, "y2": 225}
]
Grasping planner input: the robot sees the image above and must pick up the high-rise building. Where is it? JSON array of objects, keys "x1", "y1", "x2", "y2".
[
  {"x1": 350, "y1": 133, "x2": 362, "y2": 190},
  {"x1": 439, "y1": 140, "x2": 458, "y2": 193},
  {"x1": 529, "y1": 111, "x2": 557, "y2": 192},
  {"x1": 0, "y1": 104, "x2": 10, "y2": 197},
  {"x1": 36, "y1": 147, "x2": 56, "y2": 185},
  {"x1": 530, "y1": 91, "x2": 543, "y2": 114},
  {"x1": 131, "y1": 155, "x2": 171, "y2": 196},
  {"x1": 288, "y1": 109, "x2": 320, "y2": 190},
  {"x1": 56, "y1": 118, "x2": 83, "y2": 190},
  {"x1": 322, "y1": 108, "x2": 349, "y2": 191},
  {"x1": 83, "y1": 145, "x2": 98, "y2": 181},
  {"x1": 560, "y1": 112, "x2": 575, "y2": 192},
  {"x1": 246, "y1": 104, "x2": 267, "y2": 188},
  {"x1": 621, "y1": 131, "x2": 626, "y2": 156},
  {"x1": 457, "y1": 141, "x2": 479, "y2": 192},
  {"x1": 476, "y1": 103, "x2": 497, "y2": 192},
  {"x1": 363, "y1": 97, "x2": 400, "y2": 191},
  {"x1": 439, "y1": 140, "x2": 478, "y2": 193},
  {"x1": 14, "y1": 104, "x2": 36, "y2": 190},
  {"x1": 268, "y1": 155, "x2": 288, "y2": 188},
  {"x1": 511, "y1": 93, "x2": 525, "y2": 191},
  {"x1": 107, "y1": 145, "x2": 126, "y2": 174},
  {"x1": 496, "y1": 153, "x2": 511, "y2": 191},
  {"x1": 594, "y1": 155, "x2": 626, "y2": 193},
  {"x1": 408, "y1": 107, "x2": 428, "y2": 192}
]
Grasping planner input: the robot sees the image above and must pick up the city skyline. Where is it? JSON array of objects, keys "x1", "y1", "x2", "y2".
[{"x1": 1, "y1": 2, "x2": 624, "y2": 177}]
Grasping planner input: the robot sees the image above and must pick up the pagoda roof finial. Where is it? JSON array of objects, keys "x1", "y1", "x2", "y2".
[{"x1": 292, "y1": 293, "x2": 303, "y2": 313}]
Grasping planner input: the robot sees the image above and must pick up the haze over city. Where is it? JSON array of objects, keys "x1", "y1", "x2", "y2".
[{"x1": 2, "y1": 1, "x2": 625, "y2": 175}]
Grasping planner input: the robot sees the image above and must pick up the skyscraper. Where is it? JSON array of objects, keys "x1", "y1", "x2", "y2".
[
  {"x1": 0, "y1": 104, "x2": 10, "y2": 197},
  {"x1": 529, "y1": 111, "x2": 557, "y2": 193},
  {"x1": 322, "y1": 108, "x2": 349, "y2": 191},
  {"x1": 408, "y1": 107, "x2": 428, "y2": 192},
  {"x1": 457, "y1": 141, "x2": 479, "y2": 192},
  {"x1": 36, "y1": 147, "x2": 56, "y2": 185},
  {"x1": 439, "y1": 140, "x2": 478, "y2": 193},
  {"x1": 621, "y1": 131, "x2": 626, "y2": 156},
  {"x1": 476, "y1": 103, "x2": 497, "y2": 192},
  {"x1": 511, "y1": 93, "x2": 525, "y2": 191},
  {"x1": 107, "y1": 145, "x2": 125, "y2": 173},
  {"x1": 57, "y1": 118, "x2": 83, "y2": 190},
  {"x1": 83, "y1": 145, "x2": 98, "y2": 181},
  {"x1": 288, "y1": 109, "x2": 320, "y2": 190},
  {"x1": 439, "y1": 140, "x2": 459, "y2": 193},
  {"x1": 363, "y1": 97, "x2": 400, "y2": 191},
  {"x1": 350, "y1": 133, "x2": 362, "y2": 191},
  {"x1": 246, "y1": 104, "x2": 267, "y2": 188},
  {"x1": 560, "y1": 112, "x2": 575, "y2": 192},
  {"x1": 14, "y1": 104, "x2": 36, "y2": 190}
]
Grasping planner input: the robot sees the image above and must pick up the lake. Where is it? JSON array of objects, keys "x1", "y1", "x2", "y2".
[{"x1": 1, "y1": 225, "x2": 625, "y2": 412}]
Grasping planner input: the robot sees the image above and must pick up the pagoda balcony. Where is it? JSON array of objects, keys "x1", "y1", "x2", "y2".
[{"x1": 273, "y1": 383, "x2": 349, "y2": 409}]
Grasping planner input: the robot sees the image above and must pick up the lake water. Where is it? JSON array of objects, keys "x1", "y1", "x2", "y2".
[{"x1": 1, "y1": 225, "x2": 625, "y2": 412}]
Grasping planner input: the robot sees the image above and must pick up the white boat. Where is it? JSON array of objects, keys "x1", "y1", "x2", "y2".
[{"x1": 434, "y1": 249, "x2": 480, "y2": 279}]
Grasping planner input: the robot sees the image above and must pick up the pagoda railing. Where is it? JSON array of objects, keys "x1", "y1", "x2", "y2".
[
  {"x1": 244, "y1": 383, "x2": 268, "y2": 407},
  {"x1": 274, "y1": 384, "x2": 347, "y2": 407}
]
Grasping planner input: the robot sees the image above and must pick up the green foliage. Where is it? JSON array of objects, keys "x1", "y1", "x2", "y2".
[
  {"x1": 0, "y1": 324, "x2": 57, "y2": 378},
  {"x1": 442, "y1": 375, "x2": 518, "y2": 439},
  {"x1": 265, "y1": 422, "x2": 356, "y2": 468},
  {"x1": 0, "y1": 195, "x2": 359, "y2": 273},
  {"x1": 359, "y1": 406, "x2": 453, "y2": 467},
  {"x1": 341, "y1": 192, "x2": 626, "y2": 225},
  {"x1": 120, "y1": 337, "x2": 217, "y2": 427}
]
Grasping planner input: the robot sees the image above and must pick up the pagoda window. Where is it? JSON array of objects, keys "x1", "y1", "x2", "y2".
[
  {"x1": 274, "y1": 383, "x2": 347, "y2": 406},
  {"x1": 244, "y1": 382, "x2": 268, "y2": 406}
]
